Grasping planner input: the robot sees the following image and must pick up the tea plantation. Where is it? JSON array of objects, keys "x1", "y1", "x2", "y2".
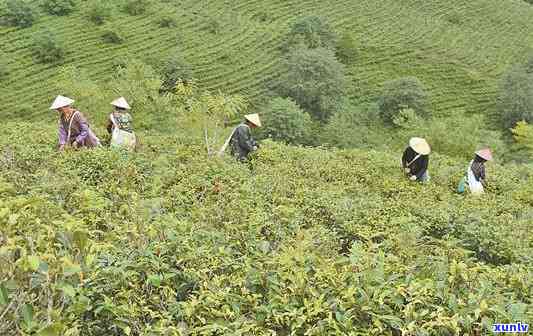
[
  {"x1": 0, "y1": 123, "x2": 531, "y2": 335},
  {"x1": 2, "y1": 0, "x2": 533, "y2": 120},
  {"x1": 2, "y1": 0, "x2": 533, "y2": 334}
]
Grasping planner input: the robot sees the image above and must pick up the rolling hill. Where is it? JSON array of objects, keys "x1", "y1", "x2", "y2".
[{"x1": 1, "y1": 0, "x2": 533, "y2": 121}]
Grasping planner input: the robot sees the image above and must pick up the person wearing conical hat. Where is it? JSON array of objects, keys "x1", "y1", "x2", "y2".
[
  {"x1": 465, "y1": 148, "x2": 493, "y2": 194},
  {"x1": 50, "y1": 95, "x2": 101, "y2": 151},
  {"x1": 106, "y1": 97, "x2": 136, "y2": 151},
  {"x1": 229, "y1": 113, "x2": 261, "y2": 161},
  {"x1": 402, "y1": 137, "x2": 431, "y2": 182}
]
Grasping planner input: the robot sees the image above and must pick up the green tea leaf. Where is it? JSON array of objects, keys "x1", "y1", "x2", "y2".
[
  {"x1": 28, "y1": 255, "x2": 40, "y2": 271},
  {"x1": 0, "y1": 283, "x2": 9, "y2": 305},
  {"x1": 21, "y1": 304, "x2": 33, "y2": 328},
  {"x1": 38, "y1": 323, "x2": 65, "y2": 336}
]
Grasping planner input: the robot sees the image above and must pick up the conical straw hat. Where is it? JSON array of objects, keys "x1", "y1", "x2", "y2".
[
  {"x1": 244, "y1": 113, "x2": 261, "y2": 127},
  {"x1": 111, "y1": 97, "x2": 131, "y2": 110},
  {"x1": 50, "y1": 95, "x2": 75, "y2": 110},
  {"x1": 409, "y1": 137, "x2": 431, "y2": 155},
  {"x1": 475, "y1": 148, "x2": 493, "y2": 161}
]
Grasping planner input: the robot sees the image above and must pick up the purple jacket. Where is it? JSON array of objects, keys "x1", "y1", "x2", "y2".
[{"x1": 58, "y1": 111, "x2": 100, "y2": 147}]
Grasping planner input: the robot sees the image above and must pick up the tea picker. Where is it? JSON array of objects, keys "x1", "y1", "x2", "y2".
[
  {"x1": 50, "y1": 95, "x2": 101, "y2": 151},
  {"x1": 457, "y1": 148, "x2": 493, "y2": 194},
  {"x1": 218, "y1": 114, "x2": 261, "y2": 161},
  {"x1": 402, "y1": 137, "x2": 431, "y2": 182},
  {"x1": 107, "y1": 97, "x2": 137, "y2": 151}
]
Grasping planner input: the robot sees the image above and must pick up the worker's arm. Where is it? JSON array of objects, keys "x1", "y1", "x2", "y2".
[
  {"x1": 58, "y1": 120, "x2": 67, "y2": 150},
  {"x1": 401, "y1": 149, "x2": 408, "y2": 168},
  {"x1": 106, "y1": 117, "x2": 114, "y2": 134}
]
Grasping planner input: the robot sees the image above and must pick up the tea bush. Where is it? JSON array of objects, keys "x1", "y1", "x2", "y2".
[{"x1": 0, "y1": 122, "x2": 531, "y2": 335}]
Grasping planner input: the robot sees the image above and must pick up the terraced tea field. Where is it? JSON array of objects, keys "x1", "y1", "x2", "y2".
[{"x1": 1, "y1": 0, "x2": 533, "y2": 120}]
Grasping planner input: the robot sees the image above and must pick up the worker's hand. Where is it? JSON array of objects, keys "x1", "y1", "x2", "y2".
[
  {"x1": 404, "y1": 168, "x2": 410, "y2": 174},
  {"x1": 58, "y1": 144, "x2": 65, "y2": 151},
  {"x1": 410, "y1": 175, "x2": 417, "y2": 181},
  {"x1": 252, "y1": 146, "x2": 258, "y2": 151},
  {"x1": 72, "y1": 141, "x2": 79, "y2": 149}
]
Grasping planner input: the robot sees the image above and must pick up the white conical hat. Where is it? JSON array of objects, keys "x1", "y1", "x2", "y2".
[
  {"x1": 409, "y1": 137, "x2": 431, "y2": 155},
  {"x1": 50, "y1": 95, "x2": 75, "y2": 110},
  {"x1": 111, "y1": 97, "x2": 131, "y2": 110},
  {"x1": 244, "y1": 113, "x2": 261, "y2": 127}
]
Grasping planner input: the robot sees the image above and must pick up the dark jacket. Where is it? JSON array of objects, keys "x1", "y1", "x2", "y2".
[
  {"x1": 402, "y1": 146, "x2": 429, "y2": 180},
  {"x1": 230, "y1": 123, "x2": 258, "y2": 160},
  {"x1": 471, "y1": 155, "x2": 486, "y2": 182}
]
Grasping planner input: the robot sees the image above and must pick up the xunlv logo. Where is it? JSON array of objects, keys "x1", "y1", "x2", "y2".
[{"x1": 493, "y1": 322, "x2": 529, "y2": 333}]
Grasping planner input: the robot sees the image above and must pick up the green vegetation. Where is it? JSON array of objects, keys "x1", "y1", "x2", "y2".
[
  {"x1": 32, "y1": 31, "x2": 65, "y2": 64},
  {"x1": 2, "y1": 0, "x2": 533, "y2": 121},
  {"x1": 41, "y1": 0, "x2": 76, "y2": 16},
  {"x1": 276, "y1": 47, "x2": 347, "y2": 122},
  {"x1": 378, "y1": 77, "x2": 430, "y2": 124},
  {"x1": 2, "y1": 0, "x2": 35, "y2": 27},
  {"x1": 497, "y1": 63, "x2": 533, "y2": 130},
  {"x1": 158, "y1": 51, "x2": 193, "y2": 93},
  {"x1": 87, "y1": 0, "x2": 113, "y2": 25},
  {"x1": 260, "y1": 97, "x2": 313, "y2": 145},
  {"x1": 101, "y1": 25, "x2": 126, "y2": 45},
  {"x1": 283, "y1": 15, "x2": 337, "y2": 51},
  {"x1": 123, "y1": 0, "x2": 150, "y2": 16},
  {"x1": 0, "y1": 122, "x2": 531, "y2": 335},
  {"x1": 1, "y1": 0, "x2": 533, "y2": 333}
]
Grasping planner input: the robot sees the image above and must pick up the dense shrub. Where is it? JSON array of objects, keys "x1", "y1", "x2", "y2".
[
  {"x1": 336, "y1": 32, "x2": 357, "y2": 64},
  {"x1": 259, "y1": 97, "x2": 313, "y2": 145},
  {"x1": 158, "y1": 52, "x2": 193, "y2": 93},
  {"x1": 205, "y1": 17, "x2": 221, "y2": 34},
  {"x1": 157, "y1": 14, "x2": 177, "y2": 28},
  {"x1": 276, "y1": 47, "x2": 347, "y2": 122},
  {"x1": 41, "y1": 0, "x2": 76, "y2": 16},
  {"x1": 3, "y1": 0, "x2": 35, "y2": 27},
  {"x1": 32, "y1": 31, "x2": 65, "y2": 64},
  {"x1": 497, "y1": 65, "x2": 533, "y2": 129},
  {"x1": 284, "y1": 15, "x2": 337, "y2": 51},
  {"x1": 87, "y1": 0, "x2": 113, "y2": 25},
  {"x1": 123, "y1": 0, "x2": 150, "y2": 16},
  {"x1": 378, "y1": 76, "x2": 430, "y2": 123},
  {"x1": 101, "y1": 26, "x2": 125, "y2": 44}
]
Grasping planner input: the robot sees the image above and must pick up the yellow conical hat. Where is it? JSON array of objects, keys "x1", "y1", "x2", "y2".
[
  {"x1": 244, "y1": 113, "x2": 261, "y2": 127},
  {"x1": 409, "y1": 137, "x2": 431, "y2": 155},
  {"x1": 111, "y1": 97, "x2": 131, "y2": 110}
]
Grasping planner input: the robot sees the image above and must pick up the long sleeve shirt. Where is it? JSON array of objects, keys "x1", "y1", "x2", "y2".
[
  {"x1": 58, "y1": 111, "x2": 100, "y2": 147},
  {"x1": 402, "y1": 146, "x2": 429, "y2": 180},
  {"x1": 230, "y1": 123, "x2": 258, "y2": 160}
]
